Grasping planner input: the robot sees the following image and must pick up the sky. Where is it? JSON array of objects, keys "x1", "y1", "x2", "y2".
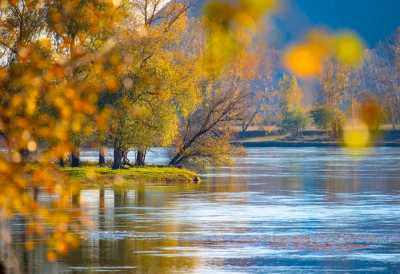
[{"x1": 270, "y1": 0, "x2": 400, "y2": 47}]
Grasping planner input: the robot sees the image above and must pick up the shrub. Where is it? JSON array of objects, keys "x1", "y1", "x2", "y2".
[
  {"x1": 281, "y1": 111, "x2": 308, "y2": 136},
  {"x1": 310, "y1": 107, "x2": 335, "y2": 130},
  {"x1": 310, "y1": 106, "x2": 344, "y2": 137}
]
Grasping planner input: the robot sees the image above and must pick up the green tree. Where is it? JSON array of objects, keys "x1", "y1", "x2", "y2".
[
  {"x1": 278, "y1": 74, "x2": 306, "y2": 135},
  {"x1": 281, "y1": 111, "x2": 307, "y2": 136},
  {"x1": 310, "y1": 107, "x2": 335, "y2": 130}
]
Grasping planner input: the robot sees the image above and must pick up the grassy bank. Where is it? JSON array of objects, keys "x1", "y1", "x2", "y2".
[{"x1": 63, "y1": 166, "x2": 200, "y2": 184}]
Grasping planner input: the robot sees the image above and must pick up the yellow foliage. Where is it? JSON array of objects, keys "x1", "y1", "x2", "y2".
[
  {"x1": 284, "y1": 30, "x2": 364, "y2": 78},
  {"x1": 334, "y1": 32, "x2": 365, "y2": 66},
  {"x1": 47, "y1": 251, "x2": 57, "y2": 262},
  {"x1": 279, "y1": 74, "x2": 304, "y2": 113},
  {"x1": 343, "y1": 119, "x2": 370, "y2": 149},
  {"x1": 284, "y1": 44, "x2": 324, "y2": 78},
  {"x1": 358, "y1": 97, "x2": 384, "y2": 130},
  {"x1": 0, "y1": 0, "x2": 125, "y2": 261},
  {"x1": 203, "y1": 0, "x2": 278, "y2": 76},
  {"x1": 340, "y1": 97, "x2": 384, "y2": 153}
]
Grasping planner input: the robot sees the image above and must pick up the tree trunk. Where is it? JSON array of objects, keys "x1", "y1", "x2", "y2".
[
  {"x1": 122, "y1": 150, "x2": 130, "y2": 166},
  {"x1": 72, "y1": 191, "x2": 80, "y2": 207},
  {"x1": 169, "y1": 152, "x2": 183, "y2": 166},
  {"x1": 33, "y1": 187, "x2": 39, "y2": 201},
  {"x1": 0, "y1": 261, "x2": 5, "y2": 274},
  {"x1": 19, "y1": 148, "x2": 30, "y2": 161},
  {"x1": 391, "y1": 113, "x2": 396, "y2": 130},
  {"x1": 389, "y1": 105, "x2": 396, "y2": 130},
  {"x1": 391, "y1": 115, "x2": 396, "y2": 130},
  {"x1": 58, "y1": 157, "x2": 65, "y2": 167},
  {"x1": 135, "y1": 150, "x2": 146, "y2": 166},
  {"x1": 98, "y1": 146, "x2": 106, "y2": 166},
  {"x1": 71, "y1": 148, "x2": 80, "y2": 167},
  {"x1": 241, "y1": 110, "x2": 259, "y2": 133},
  {"x1": 112, "y1": 146, "x2": 123, "y2": 169}
]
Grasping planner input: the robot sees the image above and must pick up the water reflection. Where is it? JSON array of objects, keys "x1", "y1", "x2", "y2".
[{"x1": 11, "y1": 147, "x2": 400, "y2": 273}]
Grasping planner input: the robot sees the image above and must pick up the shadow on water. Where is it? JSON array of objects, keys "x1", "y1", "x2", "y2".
[{"x1": 10, "y1": 147, "x2": 400, "y2": 273}]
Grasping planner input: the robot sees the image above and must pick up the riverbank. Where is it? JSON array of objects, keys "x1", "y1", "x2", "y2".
[
  {"x1": 234, "y1": 140, "x2": 400, "y2": 147},
  {"x1": 234, "y1": 129, "x2": 400, "y2": 147},
  {"x1": 63, "y1": 166, "x2": 200, "y2": 184}
]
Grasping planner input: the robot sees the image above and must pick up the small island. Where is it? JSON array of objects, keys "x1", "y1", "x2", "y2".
[{"x1": 63, "y1": 166, "x2": 200, "y2": 184}]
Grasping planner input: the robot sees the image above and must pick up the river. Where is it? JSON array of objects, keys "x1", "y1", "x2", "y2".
[{"x1": 11, "y1": 147, "x2": 400, "y2": 273}]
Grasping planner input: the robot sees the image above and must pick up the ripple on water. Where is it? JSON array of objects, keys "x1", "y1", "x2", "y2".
[{"x1": 12, "y1": 147, "x2": 400, "y2": 274}]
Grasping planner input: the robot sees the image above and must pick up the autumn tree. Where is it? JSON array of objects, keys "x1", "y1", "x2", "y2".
[
  {"x1": 277, "y1": 74, "x2": 307, "y2": 135},
  {"x1": 169, "y1": 68, "x2": 249, "y2": 167},
  {"x1": 0, "y1": 0, "x2": 125, "y2": 269},
  {"x1": 313, "y1": 59, "x2": 352, "y2": 136},
  {"x1": 102, "y1": 0, "x2": 201, "y2": 168},
  {"x1": 239, "y1": 47, "x2": 280, "y2": 132},
  {"x1": 364, "y1": 29, "x2": 400, "y2": 129},
  {"x1": 46, "y1": 0, "x2": 125, "y2": 166},
  {"x1": 167, "y1": 0, "x2": 279, "y2": 167}
]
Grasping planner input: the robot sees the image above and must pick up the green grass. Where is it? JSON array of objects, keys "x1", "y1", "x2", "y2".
[{"x1": 62, "y1": 166, "x2": 200, "y2": 184}]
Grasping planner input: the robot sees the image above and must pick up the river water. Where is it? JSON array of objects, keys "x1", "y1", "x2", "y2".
[{"x1": 12, "y1": 147, "x2": 400, "y2": 273}]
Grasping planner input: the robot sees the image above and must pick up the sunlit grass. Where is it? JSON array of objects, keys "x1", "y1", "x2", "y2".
[{"x1": 63, "y1": 166, "x2": 200, "y2": 184}]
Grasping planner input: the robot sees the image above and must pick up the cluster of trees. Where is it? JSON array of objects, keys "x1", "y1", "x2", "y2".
[
  {"x1": 66, "y1": 4, "x2": 259, "y2": 169},
  {"x1": 0, "y1": 1, "x2": 261, "y2": 172},
  {"x1": 310, "y1": 29, "x2": 399, "y2": 136},
  {"x1": 240, "y1": 29, "x2": 400, "y2": 138},
  {"x1": 0, "y1": 0, "x2": 272, "y2": 266}
]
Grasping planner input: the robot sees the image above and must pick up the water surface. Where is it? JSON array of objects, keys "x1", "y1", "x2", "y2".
[{"x1": 13, "y1": 147, "x2": 400, "y2": 273}]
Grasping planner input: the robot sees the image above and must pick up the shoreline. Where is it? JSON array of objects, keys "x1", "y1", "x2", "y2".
[
  {"x1": 233, "y1": 141, "x2": 400, "y2": 148},
  {"x1": 233, "y1": 129, "x2": 400, "y2": 148}
]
